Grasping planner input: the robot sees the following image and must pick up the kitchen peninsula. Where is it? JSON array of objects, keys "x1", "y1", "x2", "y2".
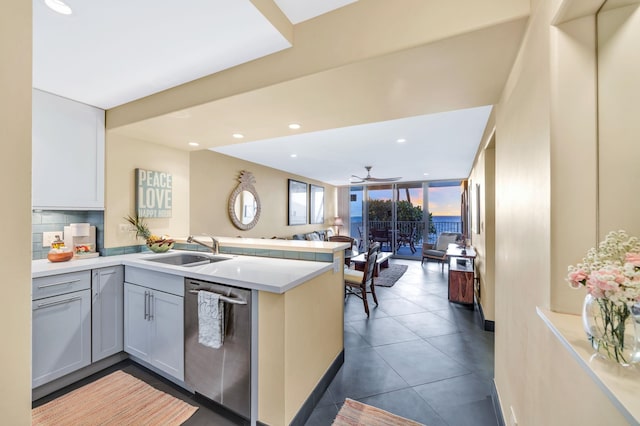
[{"x1": 32, "y1": 238, "x2": 349, "y2": 426}]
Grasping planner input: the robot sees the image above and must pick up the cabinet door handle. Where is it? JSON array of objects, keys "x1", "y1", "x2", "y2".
[
  {"x1": 149, "y1": 293, "x2": 154, "y2": 321},
  {"x1": 144, "y1": 291, "x2": 149, "y2": 320},
  {"x1": 35, "y1": 296, "x2": 81, "y2": 310},
  {"x1": 37, "y1": 279, "x2": 81, "y2": 289}
]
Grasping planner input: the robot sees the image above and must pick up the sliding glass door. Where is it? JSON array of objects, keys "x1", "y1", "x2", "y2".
[
  {"x1": 350, "y1": 183, "x2": 426, "y2": 259},
  {"x1": 426, "y1": 182, "x2": 463, "y2": 244}
]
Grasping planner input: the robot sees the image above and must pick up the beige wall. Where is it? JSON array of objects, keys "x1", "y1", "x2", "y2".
[
  {"x1": 104, "y1": 135, "x2": 336, "y2": 245},
  {"x1": 491, "y1": 0, "x2": 631, "y2": 424},
  {"x1": 549, "y1": 13, "x2": 599, "y2": 314},
  {"x1": 597, "y1": 3, "x2": 640, "y2": 239},
  {"x1": 190, "y1": 150, "x2": 337, "y2": 239},
  {"x1": 104, "y1": 132, "x2": 190, "y2": 247},
  {"x1": 468, "y1": 123, "x2": 496, "y2": 322},
  {"x1": 0, "y1": 2, "x2": 32, "y2": 423},
  {"x1": 258, "y1": 269, "x2": 343, "y2": 425}
]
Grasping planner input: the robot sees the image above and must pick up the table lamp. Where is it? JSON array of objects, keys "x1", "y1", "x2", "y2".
[{"x1": 333, "y1": 217, "x2": 344, "y2": 235}]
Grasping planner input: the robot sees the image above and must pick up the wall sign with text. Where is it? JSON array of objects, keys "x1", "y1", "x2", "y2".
[{"x1": 136, "y1": 168, "x2": 172, "y2": 218}]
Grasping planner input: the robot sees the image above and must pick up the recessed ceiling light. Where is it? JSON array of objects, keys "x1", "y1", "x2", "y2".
[
  {"x1": 290, "y1": 154, "x2": 297, "y2": 158},
  {"x1": 45, "y1": 0, "x2": 73, "y2": 15},
  {"x1": 396, "y1": 138, "x2": 406, "y2": 143},
  {"x1": 232, "y1": 133, "x2": 244, "y2": 139},
  {"x1": 423, "y1": 173, "x2": 430, "y2": 176},
  {"x1": 188, "y1": 141, "x2": 199, "y2": 147},
  {"x1": 288, "y1": 123, "x2": 301, "y2": 130}
]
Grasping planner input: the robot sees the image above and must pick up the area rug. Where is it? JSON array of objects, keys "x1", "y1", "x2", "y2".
[
  {"x1": 374, "y1": 264, "x2": 408, "y2": 287},
  {"x1": 333, "y1": 398, "x2": 424, "y2": 425},
  {"x1": 32, "y1": 370, "x2": 198, "y2": 425}
]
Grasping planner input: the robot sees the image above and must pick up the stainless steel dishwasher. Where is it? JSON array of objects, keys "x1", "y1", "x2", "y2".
[{"x1": 184, "y1": 278, "x2": 252, "y2": 419}]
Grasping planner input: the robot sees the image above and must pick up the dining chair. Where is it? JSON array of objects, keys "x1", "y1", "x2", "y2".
[
  {"x1": 329, "y1": 235, "x2": 356, "y2": 266},
  {"x1": 343, "y1": 243, "x2": 380, "y2": 316}
]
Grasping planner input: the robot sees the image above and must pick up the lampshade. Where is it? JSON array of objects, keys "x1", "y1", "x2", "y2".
[{"x1": 333, "y1": 217, "x2": 344, "y2": 226}]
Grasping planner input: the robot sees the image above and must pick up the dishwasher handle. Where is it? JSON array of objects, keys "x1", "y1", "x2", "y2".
[{"x1": 188, "y1": 289, "x2": 247, "y2": 305}]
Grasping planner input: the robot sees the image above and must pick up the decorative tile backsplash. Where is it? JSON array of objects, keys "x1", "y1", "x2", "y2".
[
  {"x1": 100, "y1": 243, "x2": 335, "y2": 263},
  {"x1": 32, "y1": 210, "x2": 104, "y2": 260},
  {"x1": 32, "y1": 211, "x2": 334, "y2": 263}
]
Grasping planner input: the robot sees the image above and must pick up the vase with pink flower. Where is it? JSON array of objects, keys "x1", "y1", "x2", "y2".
[{"x1": 567, "y1": 230, "x2": 640, "y2": 366}]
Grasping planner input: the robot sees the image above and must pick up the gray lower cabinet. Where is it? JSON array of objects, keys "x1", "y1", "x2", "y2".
[
  {"x1": 92, "y1": 266, "x2": 124, "y2": 362},
  {"x1": 124, "y1": 282, "x2": 184, "y2": 380},
  {"x1": 32, "y1": 271, "x2": 92, "y2": 388}
]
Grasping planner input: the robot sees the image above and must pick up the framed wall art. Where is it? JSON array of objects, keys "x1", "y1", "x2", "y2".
[
  {"x1": 288, "y1": 179, "x2": 308, "y2": 225},
  {"x1": 475, "y1": 183, "x2": 481, "y2": 234},
  {"x1": 309, "y1": 184, "x2": 324, "y2": 224},
  {"x1": 135, "y1": 168, "x2": 172, "y2": 218}
]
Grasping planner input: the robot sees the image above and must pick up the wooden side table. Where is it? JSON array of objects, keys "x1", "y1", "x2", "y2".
[
  {"x1": 448, "y1": 257, "x2": 474, "y2": 304},
  {"x1": 446, "y1": 244, "x2": 476, "y2": 305}
]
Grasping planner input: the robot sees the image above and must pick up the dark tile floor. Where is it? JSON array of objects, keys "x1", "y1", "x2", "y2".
[
  {"x1": 33, "y1": 259, "x2": 497, "y2": 426},
  {"x1": 305, "y1": 259, "x2": 498, "y2": 426}
]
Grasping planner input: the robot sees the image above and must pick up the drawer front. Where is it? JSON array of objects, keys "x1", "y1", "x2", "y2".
[
  {"x1": 32, "y1": 270, "x2": 92, "y2": 300},
  {"x1": 125, "y1": 267, "x2": 183, "y2": 297}
]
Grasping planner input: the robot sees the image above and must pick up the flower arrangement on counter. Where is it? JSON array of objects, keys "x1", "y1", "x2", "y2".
[
  {"x1": 125, "y1": 214, "x2": 175, "y2": 253},
  {"x1": 566, "y1": 230, "x2": 640, "y2": 365}
]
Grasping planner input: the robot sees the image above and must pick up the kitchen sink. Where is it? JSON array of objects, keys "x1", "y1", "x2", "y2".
[{"x1": 145, "y1": 252, "x2": 231, "y2": 267}]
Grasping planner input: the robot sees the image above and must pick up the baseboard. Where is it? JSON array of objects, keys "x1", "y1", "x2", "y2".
[
  {"x1": 288, "y1": 349, "x2": 345, "y2": 426},
  {"x1": 491, "y1": 379, "x2": 506, "y2": 426},
  {"x1": 127, "y1": 355, "x2": 188, "y2": 391},
  {"x1": 484, "y1": 319, "x2": 495, "y2": 332},
  {"x1": 32, "y1": 352, "x2": 128, "y2": 401},
  {"x1": 476, "y1": 300, "x2": 495, "y2": 332}
]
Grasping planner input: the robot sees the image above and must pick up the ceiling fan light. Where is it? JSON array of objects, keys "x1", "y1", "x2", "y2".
[{"x1": 45, "y1": 0, "x2": 73, "y2": 15}]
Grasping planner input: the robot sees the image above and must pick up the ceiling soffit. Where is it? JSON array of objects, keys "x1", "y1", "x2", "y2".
[
  {"x1": 107, "y1": 0, "x2": 530, "y2": 128},
  {"x1": 111, "y1": 18, "x2": 528, "y2": 152}
]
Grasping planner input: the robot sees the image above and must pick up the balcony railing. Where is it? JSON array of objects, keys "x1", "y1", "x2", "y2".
[{"x1": 358, "y1": 220, "x2": 462, "y2": 245}]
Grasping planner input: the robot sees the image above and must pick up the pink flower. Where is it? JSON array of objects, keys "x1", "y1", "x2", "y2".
[
  {"x1": 568, "y1": 269, "x2": 588, "y2": 288},
  {"x1": 586, "y1": 284, "x2": 604, "y2": 298},
  {"x1": 586, "y1": 267, "x2": 624, "y2": 297},
  {"x1": 625, "y1": 252, "x2": 640, "y2": 267}
]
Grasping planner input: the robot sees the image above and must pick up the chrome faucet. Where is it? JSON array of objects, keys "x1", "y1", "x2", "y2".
[{"x1": 187, "y1": 234, "x2": 219, "y2": 255}]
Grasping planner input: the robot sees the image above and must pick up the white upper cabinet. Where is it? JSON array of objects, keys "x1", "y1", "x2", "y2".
[{"x1": 32, "y1": 89, "x2": 105, "y2": 210}]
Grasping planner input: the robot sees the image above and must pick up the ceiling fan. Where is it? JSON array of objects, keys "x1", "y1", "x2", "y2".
[{"x1": 350, "y1": 166, "x2": 401, "y2": 183}]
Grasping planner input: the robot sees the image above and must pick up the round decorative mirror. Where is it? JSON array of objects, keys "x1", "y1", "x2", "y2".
[{"x1": 229, "y1": 171, "x2": 261, "y2": 230}]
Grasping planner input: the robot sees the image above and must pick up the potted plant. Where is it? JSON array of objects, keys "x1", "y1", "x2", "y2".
[{"x1": 125, "y1": 214, "x2": 175, "y2": 253}]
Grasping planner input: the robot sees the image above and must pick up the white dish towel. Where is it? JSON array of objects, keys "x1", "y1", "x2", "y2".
[{"x1": 198, "y1": 290, "x2": 224, "y2": 349}]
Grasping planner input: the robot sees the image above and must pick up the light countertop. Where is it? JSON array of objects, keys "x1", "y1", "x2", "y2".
[
  {"x1": 537, "y1": 307, "x2": 640, "y2": 424},
  {"x1": 180, "y1": 236, "x2": 349, "y2": 253},
  {"x1": 33, "y1": 251, "x2": 338, "y2": 294}
]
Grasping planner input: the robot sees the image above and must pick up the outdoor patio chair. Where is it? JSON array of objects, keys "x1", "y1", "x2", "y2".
[
  {"x1": 343, "y1": 243, "x2": 380, "y2": 316},
  {"x1": 370, "y1": 229, "x2": 391, "y2": 251},
  {"x1": 397, "y1": 226, "x2": 417, "y2": 253}
]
